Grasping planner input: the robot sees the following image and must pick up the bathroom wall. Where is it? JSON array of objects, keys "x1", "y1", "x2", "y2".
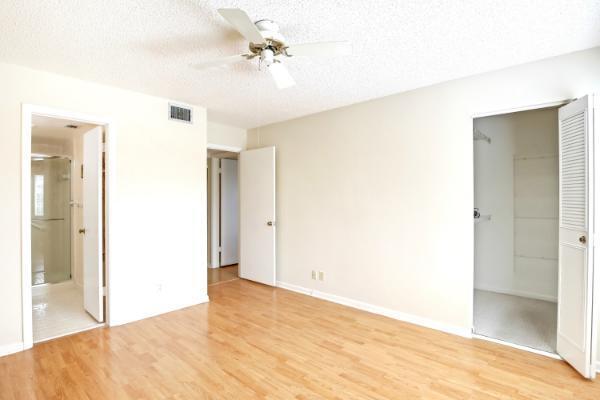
[
  {"x1": 474, "y1": 107, "x2": 559, "y2": 301},
  {"x1": 31, "y1": 138, "x2": 71, "y2": 158}
]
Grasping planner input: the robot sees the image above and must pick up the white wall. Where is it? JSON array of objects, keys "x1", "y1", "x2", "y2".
[
  {"x1": 0, "y1": 62, "x2": 207, "y2": 356},
  {"x1": 474, "y1": 108, "x2": 559, "y2": 302},
  {"x1": 207, "y1": 121, "x2": 247, "y2": 150},
  {"x1": 248, "y1": 47, "x2": 600, "y2": 357}
]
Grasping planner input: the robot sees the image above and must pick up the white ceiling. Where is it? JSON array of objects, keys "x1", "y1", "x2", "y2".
[
  {"x1": 1, "y1": 1, "x2": 599, "y2": 128},
  {"x1": 32, "y1": 115, "x2": 97, "y2": 140}
]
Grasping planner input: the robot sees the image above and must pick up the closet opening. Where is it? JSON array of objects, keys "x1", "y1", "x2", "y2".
[{"x1": 473, "y1": 105, "x2": 561, "y2": 355}]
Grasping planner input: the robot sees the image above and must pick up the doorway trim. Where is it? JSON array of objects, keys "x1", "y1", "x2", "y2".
[
  {"x1": 207, "y1": 143, "x2": 243, "y2": 153},
  {"x1": 469, "y1": 97, "x2": 600, "y2": 367},
  {"x1": 21, "y1": 104, "x2": 116, "y2": 350}
]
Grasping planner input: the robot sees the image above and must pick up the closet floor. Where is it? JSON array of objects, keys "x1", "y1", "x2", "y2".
[{"x1": 473, "y1": 289, "x2": 557, "y2": 353}]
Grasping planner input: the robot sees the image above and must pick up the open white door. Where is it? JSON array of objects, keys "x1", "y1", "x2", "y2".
[
  {"x1": 557, "y1": 95, "x2": 595, "y2": 378},
  {"x1": 83, "y1": 127, "x2": 104, "y2": 322},
  {"x1": 239, "y1": 147, "x2": 276, "y2": 286},
  {"x1": 220, "y1": 158, "x2": 239, "y2": 266}
]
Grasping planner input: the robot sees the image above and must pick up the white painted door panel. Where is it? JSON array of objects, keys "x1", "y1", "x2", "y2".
[
  {"x1": 239, "y1": 147, "x2": 276, "y2": 286},
  {"x1": 220, "y1": 159, "x2": 239, "y2": 266},
  {"x1": 557, "y1": 95, "x2": 594, "y2": 378},
  {"x1": 83, "y1": 127, "x2": 103, "y2": 322}
]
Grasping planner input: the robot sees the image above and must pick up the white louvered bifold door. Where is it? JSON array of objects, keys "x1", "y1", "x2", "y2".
[{"x1": 557, "y1": 95, "x2": 595, "y2": 379}]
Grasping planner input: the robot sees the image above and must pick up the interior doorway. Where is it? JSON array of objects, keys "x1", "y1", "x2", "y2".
[
  {"x1": 207, "y1": 148, "x2": 240, "y2": 286},
  {"x1": 205, "y1": 144, "x2": 277, "y2": 289},
  {"x1": 22, "y1": 106, "x2": 112, "y2": 348}
]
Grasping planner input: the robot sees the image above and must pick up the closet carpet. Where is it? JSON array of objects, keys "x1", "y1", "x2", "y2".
[{"x1": 474, "y1": 289, "x2": 557, "y2": 353}]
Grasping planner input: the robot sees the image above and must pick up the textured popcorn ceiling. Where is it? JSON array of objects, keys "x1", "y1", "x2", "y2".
[{"x1": 0, "y1": 0, "x2": 599, "y2": 128}]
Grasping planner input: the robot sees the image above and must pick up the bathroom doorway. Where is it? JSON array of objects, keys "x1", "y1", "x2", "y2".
[{"x1": 22, "y1": 105, "x2": 113, "y2": 347}]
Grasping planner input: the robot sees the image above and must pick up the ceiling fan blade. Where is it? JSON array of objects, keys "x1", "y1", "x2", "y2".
[
  {"x1": 192, "y1": 54, "x2": 248, "y2": 70},
  {"x1": 218, "y1": 8, "x2": 265, "y2": 44},
  {"x1": 285, "y1": 41, "x2": 352, "y2": 57},
  {"x1": 268, "y1": 62, "x2": 295, "y2": 89}
]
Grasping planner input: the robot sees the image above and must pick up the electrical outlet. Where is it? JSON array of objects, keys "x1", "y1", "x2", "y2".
[
  {"x1": 311, "y1": 270, "x2": 316, "y2": 280},
  {"x1": 318, "y1": 271, "x2": 324, "y2": 281}
]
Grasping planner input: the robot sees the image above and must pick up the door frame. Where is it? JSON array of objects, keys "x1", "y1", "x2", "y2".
[
  {"x1": 21, "y1": 104, "x2": 116, "y2": 350},
  {"x1": 207, "y1": 143, "x2": 242, "y2": 269},
  {"x1": 470, "y1": 98, "x2": 598, "y2": 371}
]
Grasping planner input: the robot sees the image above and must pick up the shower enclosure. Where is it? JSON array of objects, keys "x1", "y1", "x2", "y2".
[{"x1": 31, "y1": 157, "x2": 71, "y2": 285}]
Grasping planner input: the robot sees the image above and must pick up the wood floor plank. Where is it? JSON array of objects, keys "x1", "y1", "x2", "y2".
[{"x1": 1, "y1": 279, "x2": 599, "y2": 399}]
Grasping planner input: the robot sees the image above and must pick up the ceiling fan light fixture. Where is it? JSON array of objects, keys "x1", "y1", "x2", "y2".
[{"x1": 260, "y1": 48, "x2": 275, "y2": 67}]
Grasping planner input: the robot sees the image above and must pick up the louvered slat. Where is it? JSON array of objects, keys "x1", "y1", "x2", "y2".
[{"x1": 560, "y1": 110, "x2": 586, "y2": 229}]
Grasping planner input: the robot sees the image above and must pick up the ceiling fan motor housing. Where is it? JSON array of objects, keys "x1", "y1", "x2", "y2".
[{"x1": 253, "y1": 19, "x2": 286, "y2": 46}]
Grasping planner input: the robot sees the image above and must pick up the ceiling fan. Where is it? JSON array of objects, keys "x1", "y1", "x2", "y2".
[{"x1": 193, "y1": 8, "x2": 352, "y2": 89}]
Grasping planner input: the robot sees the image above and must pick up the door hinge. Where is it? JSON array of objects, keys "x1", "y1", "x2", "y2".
[{"x1": 80, "y1": 164, "x2": 84, "y2": 179}]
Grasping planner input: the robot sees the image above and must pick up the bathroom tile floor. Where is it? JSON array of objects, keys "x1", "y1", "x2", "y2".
[{"x1": 32, "y1": 283, "x2": 103, "y2": 343}]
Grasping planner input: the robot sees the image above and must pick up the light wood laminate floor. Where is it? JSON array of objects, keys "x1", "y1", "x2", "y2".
[
  {"x1": 1, "y1": 279, "x2": 599, "y2": 399},
  {"x1": 207, "y1": 264, "x2": 238, "y2": 286}
]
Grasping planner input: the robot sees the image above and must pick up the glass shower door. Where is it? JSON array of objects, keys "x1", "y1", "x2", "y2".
[{"x1": 31, "y1": 157, "x2": 72, "y2": 285}]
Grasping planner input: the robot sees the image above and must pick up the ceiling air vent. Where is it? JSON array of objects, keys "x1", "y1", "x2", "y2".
[{"x1": 169, "y1": 103, "x2": 193, "y2": 124}]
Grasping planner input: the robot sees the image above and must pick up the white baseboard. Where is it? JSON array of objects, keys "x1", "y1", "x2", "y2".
[
  {"x1": 0, "y1": 342, "x2": 24, "y2": 358},
  {"x1": 110, "y1": 295, "x2": 210, "y2": 327},
  {"x1": 475, "y1": 285, "x2": 557, "y2": 303},
  {"x1": 276, "y1": 281, "x2": 312, "y2": 295},
  {"x1": 198, "y1": 294, "x2": 210, "y2": 304},
  {"x1": 597, "y1": 361, "x2": 600, "y2": 374},
  {"x1": 276, "y1": 281, "x2": 471, "y2": 338}
]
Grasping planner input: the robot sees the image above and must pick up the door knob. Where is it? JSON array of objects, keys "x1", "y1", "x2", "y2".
[
  {"x1": 579, "y1": 235, "x2": 587, "y2": 244},
  {"x1": 267, "y1": 221, "x2": 274, "y2": 226},
  {"x1": 79, "y1": 228, "x2": 86, "y2": 234}
]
